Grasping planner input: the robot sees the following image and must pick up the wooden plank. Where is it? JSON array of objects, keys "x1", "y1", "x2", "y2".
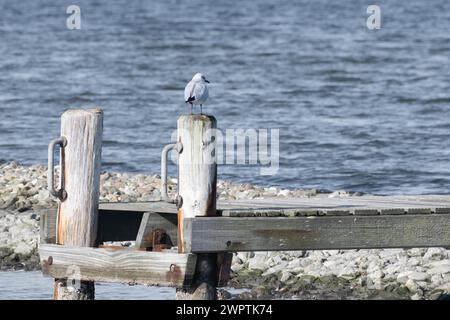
[
  {"x1": 38, "y1": 209, "x2": 57, "y2": 244},
  {"x1": 217, "y1": 253, "x2": 233, "y2": 287},
  {"x1": 39, "y1": 244, "x2": 197, "y2": 288},
  {"x1": 135, "y1": 212, "x2": 177, "y2": 249},
  {"x1": 95, "y1": 196, "x2": 450, "y2": 216},
  {"x1": 186, "y1": 214, "x2": 450, "y2": 252},
  {"x1": 99, "y1": 201, "x2": 177, "y2": 214}
]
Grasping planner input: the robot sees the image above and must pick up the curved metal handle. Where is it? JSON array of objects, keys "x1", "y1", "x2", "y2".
[
  {"x1": 161, "y1": 141, "x2": 183, "y2": 206},
  {"x1": 48, "y1": 136, "x2": 67, "y2": 201}
]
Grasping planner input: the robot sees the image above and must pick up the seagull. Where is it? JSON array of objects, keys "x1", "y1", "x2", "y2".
[{"x1": 184, "y1": 73, "x2": 210, "y2": 114}]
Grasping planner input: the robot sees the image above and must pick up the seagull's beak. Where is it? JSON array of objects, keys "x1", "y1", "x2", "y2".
[{"x1": 205, "y1": 79, "x2": 210, "y2": 83}]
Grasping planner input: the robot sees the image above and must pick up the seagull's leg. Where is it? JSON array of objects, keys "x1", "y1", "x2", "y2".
[
  {"x1": 200, "y1": 104, "x2": 203, "y2": 115},
  {"x1": 190, "y1": 103, "x2": 193, "y2": 115}
]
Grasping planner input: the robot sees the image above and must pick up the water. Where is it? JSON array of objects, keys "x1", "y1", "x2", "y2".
[
  {"x1": 1, "y1": 0, "x2": 450, "y2": 195},
  {"x1": 0, "y1": 271, "x2": 175, "y2": 300}
]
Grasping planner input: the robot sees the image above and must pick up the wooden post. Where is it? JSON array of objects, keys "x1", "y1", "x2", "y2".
[
  {"x1": 176, "y1": 114, "x2": 218, "y2": 300},
  {"x1": 54, "y1": 108, "x2": 103, "y2": 300}
]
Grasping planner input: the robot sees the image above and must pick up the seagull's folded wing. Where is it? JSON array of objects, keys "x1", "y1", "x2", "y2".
[
  {"x1": 193, "y1": 82, "x2": 208, "y2": 102},
  {"x1": 184, "y1": 81, "x2": 195, "y2": 102}
]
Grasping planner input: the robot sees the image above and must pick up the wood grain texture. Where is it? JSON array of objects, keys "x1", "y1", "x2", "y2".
[
  {"x1": 57, "y1": 108, "x2": 103, "y2": 246},
  {"x1": 177, "y1": 115, "x2": 217, "y2": 219},
  {"x1": 53, "y1": 108, "x2": 103, "y2": 300},
  {"x1": 39, "y1": 244, "x2": 197, "y2": 287},
  {"x1": 176, "y1": 115, "x2": 218, "y2": 300},
  {"x1": 39, "y1": 209, "x2": 57, "y2": 244},
  {"x1": 95, "y1": 195, "x2": 450, "y2": 217},
  {"x1": 187, "y1": 214, "x2": 450, "y2": 252},
  {"x1": 99, "y1": 201, "x2": 177, "y2": 213}
]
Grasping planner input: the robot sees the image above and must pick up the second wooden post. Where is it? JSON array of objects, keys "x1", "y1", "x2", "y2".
[
  {"x1": 176, "y1": 114, "x2": 218, "y2": 300},
  {"x1": 54, "y1": 108, "x2": 103, "y2": 300}
]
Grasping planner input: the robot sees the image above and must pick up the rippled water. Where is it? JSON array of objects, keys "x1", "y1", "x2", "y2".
[
  {"x1": 0, "y1": 271, "x2": 175, "y2": 300},
  {"x1": 1, "y1": 0, "x2": 450, "y2": 195}
]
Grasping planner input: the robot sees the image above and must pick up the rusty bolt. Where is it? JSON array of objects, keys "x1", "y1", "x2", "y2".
[{"x1": 59, "y1": 190, "x2": 68, "y2": 201}]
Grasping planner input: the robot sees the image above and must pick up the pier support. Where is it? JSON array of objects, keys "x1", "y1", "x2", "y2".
[
  {"x1": 54, "y1": 108, "x2": 103, "y2": 300},
  {"x1": 176, "y1": 114, "x2": 218, "y2": 300}
]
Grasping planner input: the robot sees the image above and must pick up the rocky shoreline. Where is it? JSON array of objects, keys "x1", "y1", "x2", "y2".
[{"x1": 1, "y1": 161, "x2": 450, "y2": 299}]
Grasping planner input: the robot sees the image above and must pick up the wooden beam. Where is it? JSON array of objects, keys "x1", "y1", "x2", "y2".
[
  {"x1": 39, "y1": 209, "x2": 57, "y2": 244},
  {"x1": 53, "y1": 108, "x2": 103, "y2": 300},
  {"x1": 39, "y1": 244, "x2": 197, "y2": 288},
  {"x1": 186, "y1": 214, "x2": 450, "y2": 252},
  {"x1": 99, "y1": 201, "x2": 177, "y2": 214},
  {"x1": 57, "y1": 108, "x2": 103, "y2": 247},
  {"x1": 176, "y1": 114, "x2": 218, "y2": 300}
]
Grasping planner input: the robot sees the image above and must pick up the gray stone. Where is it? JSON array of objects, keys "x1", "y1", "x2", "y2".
[
  {"x1": 248, "y1": 252, "x2": 269, "y2": 271},
  {"x1": 423, "y1": 248, "x2": 448, "y2": 261}
]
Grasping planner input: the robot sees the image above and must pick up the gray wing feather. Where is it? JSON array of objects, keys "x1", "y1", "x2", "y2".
[
  {"x1": 193, "y1": 82, "x2": 209, "y2": 103},
  {"x1": 184, "y1": 80, "x2": 195, "y2": 102}
]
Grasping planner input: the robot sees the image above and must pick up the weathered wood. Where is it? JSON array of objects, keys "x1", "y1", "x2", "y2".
[
  {"x1": 176, "y1": 114, "x2": 218, "y2": 300},
  {"x1": 186, "y1": 214, "x2": 450, "y2": 252},
  {"x1": 42, "y1": 195, "x2": 450, "y2": 249},
  {"x1": 94, "y1": 195, "x2": 450, "y2": 217},
  {"x1": 135, "y1": 212, "x2": 177, "y2": 249},
  {"x1": 217, "y1": 253, "x2": 233, "y2": 287},
  {"x1": 177, "y1": 115, "x2": 217, "y2": 251},
  {"x1": 53, "y1": 108, "x2": 103, "y2": 300},
  {"x1": 39, "y1": 244, "x2": 197, "y2": 287},
  {"x1": 99, "y1": 201, "x2": 177, "y2": 214},
  {"x1": 57, "y1": 108, "x2": 103, "y2": 246},
  {"x1": 40, "y1": 208, "x2": 176, "y2": 246},
  {"x1": 39, "y1": 209, "x2": 57, "y2": 244}
]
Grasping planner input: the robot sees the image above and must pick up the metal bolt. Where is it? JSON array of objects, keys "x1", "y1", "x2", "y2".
[
  {"x1": 176, "y1": 195, "x2": 183, "y2": 209},
  {"x1": 59, "y1": 189, "x2": 68, "y2": 201}
]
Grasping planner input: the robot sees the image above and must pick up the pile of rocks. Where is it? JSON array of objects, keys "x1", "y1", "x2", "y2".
[
  {"x1": 229, "y1": 249, "x2": 450, "y2": 300},
  {"x1": 1, "y1": 161, "x2": 450, "y2": 299},
  {"x1": 0, "y1": 209, "x2": 40, "y2": 271},
  {"x1": 0, "y1": 161, "x2": 320, "y2": 212}
]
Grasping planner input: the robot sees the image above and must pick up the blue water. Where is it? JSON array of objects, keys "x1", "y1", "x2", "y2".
[
  {"x1": 1, "y1": 0, "x2": 450, "y2": 195},
  {"x1": 0, "y1": 271, "x2": 175, "y2": 300}
]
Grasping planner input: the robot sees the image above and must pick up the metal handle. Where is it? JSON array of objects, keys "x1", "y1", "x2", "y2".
[
  {"x1": 161, "y1": 141, "x2": 183, "y2": 206},
  {"x1": 48, "y1": 136, "x2": 67, "y2": 201}
]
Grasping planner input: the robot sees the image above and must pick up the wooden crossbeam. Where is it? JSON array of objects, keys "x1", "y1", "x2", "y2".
[
  {"x1": 184, "y1": 214, "x2": 450, "y2": 252},
  {"x1": 39, "y1": 244, "x2": 197, "y2": 287}
]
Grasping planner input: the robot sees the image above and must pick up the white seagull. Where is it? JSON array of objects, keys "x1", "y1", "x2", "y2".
[{"x1": 184, "y1": 73, "x2": 210, "y2": 114}]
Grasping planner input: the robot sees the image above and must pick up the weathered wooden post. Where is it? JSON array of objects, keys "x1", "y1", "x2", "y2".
[
  {"x1": 51, "y1": 108, "x2": 103, "y2": 300},
  {"x1": 176, "y1": 114, "x2": 218, "y2": 300}
]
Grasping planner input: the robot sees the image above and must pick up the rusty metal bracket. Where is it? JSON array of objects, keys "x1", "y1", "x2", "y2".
[
  {"x1": 47, "y1": 136, "x2": 67, "y2": 201},
  {"x1": 149, "y1": 228, "x2": 171, "y2": 252},
  {"x1": 161, "y1": 141, "x2": 183, "y2": 204}
]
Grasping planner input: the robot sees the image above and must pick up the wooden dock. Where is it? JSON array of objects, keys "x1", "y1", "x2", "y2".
[
  {"x1": 39, "y1": 109, "x2": 450, "y2": 300},
  {"x1": 41, "y1": 195, "x2": 450, "y2": 252}
]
